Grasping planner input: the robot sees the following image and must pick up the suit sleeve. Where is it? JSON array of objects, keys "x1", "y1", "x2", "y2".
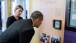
[
  {"x1": 6, "y1": 17, "x2": 12, "y2": 28},
  {"x1": 21, "y1": 29, "x2": 34, "y2": 43}
]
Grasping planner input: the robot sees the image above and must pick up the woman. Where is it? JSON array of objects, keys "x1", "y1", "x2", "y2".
[{"x1": 6, "y1": 5, "x2": 24, "y2": 28}]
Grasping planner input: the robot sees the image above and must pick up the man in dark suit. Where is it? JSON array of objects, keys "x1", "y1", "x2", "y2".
[{"x1": 0, "y1": 11, "x2": 43, "y2": 43}]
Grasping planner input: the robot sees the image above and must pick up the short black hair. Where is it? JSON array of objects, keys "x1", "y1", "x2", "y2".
[{"x1": 31, "y1": 11, "x2": 43, "y2": 20}]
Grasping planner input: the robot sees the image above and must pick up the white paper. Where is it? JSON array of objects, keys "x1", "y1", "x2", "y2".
[
  {"x1": 72, "y1": 0, "x2": 75, "y2": 1},
  {"x1": 72, "y1": 14, "x2": 76, "y2": 20}
]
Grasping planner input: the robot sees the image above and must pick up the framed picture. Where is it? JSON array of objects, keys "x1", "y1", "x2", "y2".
[
  {"x1": 40, "y1": 33, "x2": 50, "y2": 43},
  {"x1": 53, "y1": 20, "x2": 62, "y2": 30},
  {"x1": 51, "y1": 35, "x2": 60, "y2": 43}
]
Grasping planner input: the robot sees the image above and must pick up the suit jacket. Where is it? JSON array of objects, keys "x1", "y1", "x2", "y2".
[{"x1": 0, "y1": 19, "x2": 35, "y2": 43}]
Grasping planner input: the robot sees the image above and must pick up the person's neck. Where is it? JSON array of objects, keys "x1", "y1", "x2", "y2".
[
  {"x1": 14, "y1": 15, "x2": 19, "y2": 20},
  {"x1": 31, "y1": 18, "x2": 34, "y2": 27}
]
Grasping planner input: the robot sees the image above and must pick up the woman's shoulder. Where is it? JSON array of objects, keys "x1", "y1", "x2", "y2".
[
  {"x1": 19, "y1": 17, "x2": 23, "y2": 19},
  {"x1": 8, "y1": 16, "x2": 14, "y2": 19}
]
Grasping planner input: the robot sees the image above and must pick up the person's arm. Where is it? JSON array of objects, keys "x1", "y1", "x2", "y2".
[
  {"x1": 21, "y1": 29, "x2": 34, "y2": 43},
  {"x1": 6, "y1": 17, "x2": 12, "y2": 28}
]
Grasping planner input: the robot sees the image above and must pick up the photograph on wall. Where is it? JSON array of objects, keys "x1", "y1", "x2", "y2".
[
  {"x1": 40, "y1": 33, "x2": 50, "y2": 43},
  {"x1": 51, "y1": 35, "x2": 60, "y2": 43},
  {"x1": 53, "y1": 20, "x2": 62, "y2": 30}
]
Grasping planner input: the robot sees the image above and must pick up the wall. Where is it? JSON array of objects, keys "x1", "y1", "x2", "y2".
[
  {"x1": 7, "y1": 0, "x2": 11, "y2": 17},
  {"x1": 29, "y1": 0, "x2": 41, "y2": 43},
  {"x1": 39, "y1": 0, "x2": 66, "y2": 43}
]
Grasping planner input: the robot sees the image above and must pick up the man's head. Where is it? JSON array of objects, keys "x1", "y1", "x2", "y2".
[
  {"x1": 14, "y1": 5, "x2": 23, "y2": 17},
  {"x1": 31, "y1": 11, "x2": 43, "y2": 28}
]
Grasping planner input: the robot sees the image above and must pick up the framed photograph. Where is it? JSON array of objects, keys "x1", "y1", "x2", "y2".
[
  {"x1": 53, "y1": 20, "x2": 62, "y2": 30},
  {"x1": 51, "y1": 35, "x2": 60, "y2": 43},
  {"x1": 40, "y1": 33, "x2": 50, "y2": 43}
]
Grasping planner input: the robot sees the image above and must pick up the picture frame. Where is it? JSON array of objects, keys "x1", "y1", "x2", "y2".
[
  {"x1": 40, "y1": 33, "x2": 50, "y2": 43},
  {"x1": 53, "y1": 20, "x2": 62, "y2": 30},
  {"x1": 51, "y1": 35, "x2": 60, "y2": 43}
]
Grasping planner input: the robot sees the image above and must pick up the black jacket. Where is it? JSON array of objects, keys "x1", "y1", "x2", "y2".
[
  {"x1": 0, "y1": 19, "x2": 35, "y2": 43},
  {"x1": 6, "y1": 16, "x2": 23, "y2": 28}
]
